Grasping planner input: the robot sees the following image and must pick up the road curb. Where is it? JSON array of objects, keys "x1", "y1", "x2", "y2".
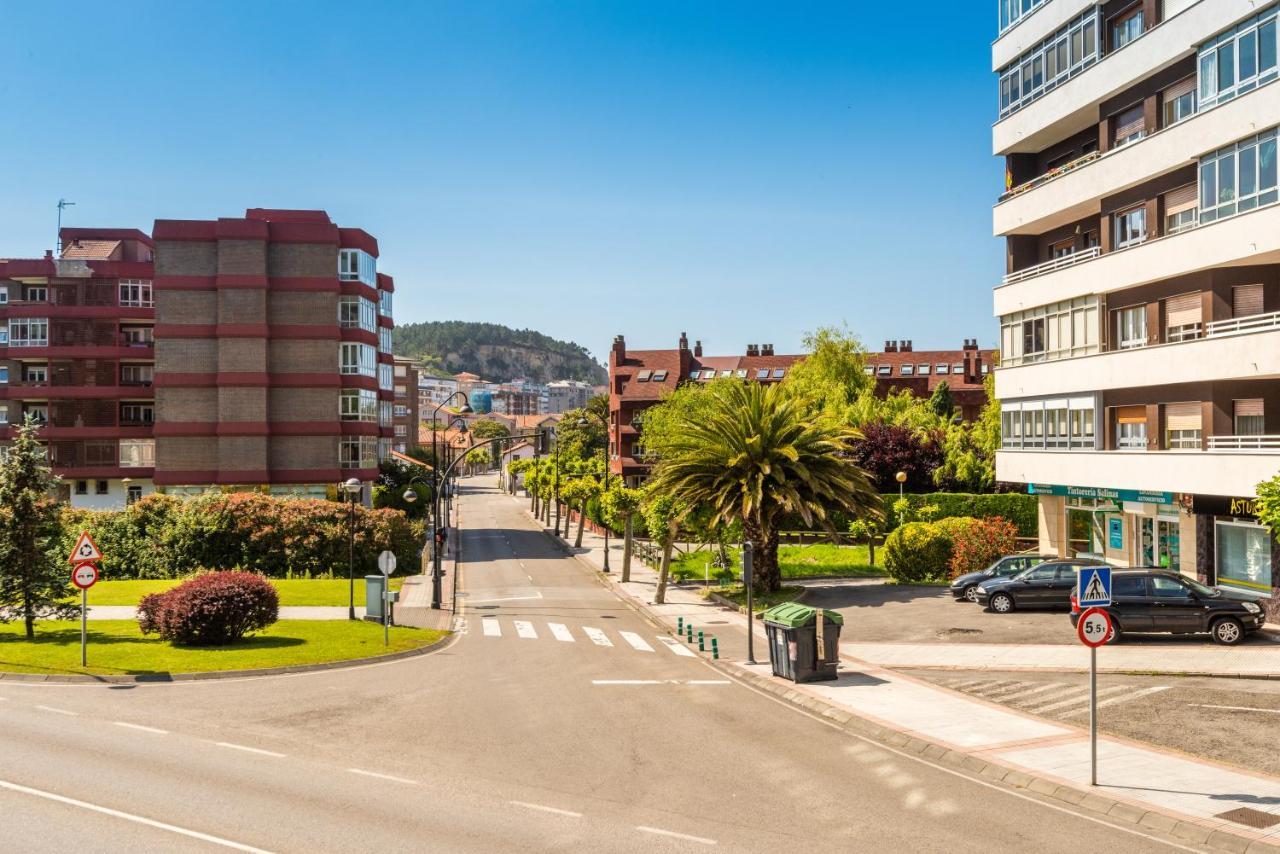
[{"x1": 0, "y1": 630, "x2": 456, "y2": 684}]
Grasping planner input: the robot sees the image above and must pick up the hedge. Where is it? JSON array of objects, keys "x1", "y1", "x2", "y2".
[
  {"x1": 883, "y1": 492, "x2": 1036, "y2": 537},
  {"x1": 138, "y1": 571, "x2": 279, "y2": 645},
  {"x1": 59, "y1": 493, "x2": 424, "y2": 580},
  {"x1": 883, "y1": 517, "x2": 984, "y2": 583}
]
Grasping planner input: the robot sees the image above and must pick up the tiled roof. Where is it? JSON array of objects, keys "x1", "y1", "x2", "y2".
[
  {"x1": 864, "y1": 349, "x2": 994, "y2": 391},
  {"x1": 612, "y1": 349, "x2": 686, "y2": 401},
  {"x1": 60, "y1": 240, "x2": 122, "y2": 260}
]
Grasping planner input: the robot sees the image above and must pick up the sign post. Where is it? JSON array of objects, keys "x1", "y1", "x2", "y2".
[
  {"x1": 1076, "y1": 565, "x2": 1113, "y2": 786},
  {"x1": 743, "y1": 542, "x2": 756, "y2": 665},
  {"x1": 70, "y1": 559, "x2": 100, "y2": 668},
  {"x1": 378, "y1": 550, "x2": 397, "y2": 647}
]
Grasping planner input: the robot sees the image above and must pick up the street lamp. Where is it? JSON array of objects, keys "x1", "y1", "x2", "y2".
[
  {"x1": 342, "y1": 477, "x2": 363, "y2": 620},
  {"x1": 895, "y1": 470, "x2": 907, "y2": 500},
  {"x1": 429, "y1": 393, "x2": 471, "y2": 610},
  {"x1": 579, "y1": 414, "x2": 611, "y2": 573}
]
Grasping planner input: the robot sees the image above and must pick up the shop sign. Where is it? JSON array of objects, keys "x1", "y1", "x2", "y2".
[
  {"x1": 1108, "y1": 517, "x2": 1124, "y2": 550},
  {"x1": 1028, "y1": 483, "x2": 1174, "y2": 505},
  {"x1": 1192, "y1": 494, "x2": 1261, "y2": 519}
]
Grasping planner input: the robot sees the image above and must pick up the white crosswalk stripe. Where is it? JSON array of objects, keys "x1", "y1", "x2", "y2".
[
  {"x1": 1064, "y1": 685, "x2": 1170, "y2": 716},
  {"x1": 582, "y1": 627, "x2": 613, "y2": 647},
  {"x1": 658, "y1": 636, "x2": 697, "y2": 657},
  {"x1": 1030, "y1": 685, "x2": 1130, "y2": 714},
  {"x1": 992, "y1": 683, "x2": 1072, "y2": 703},
  {"x1": 619, "y1": 631, "x2": 654, "y2": 652},
  {"x1": 482, "y1": 617, "x2": 501, "y2": 637},
  {"x1": 548, "y1": 623, "x2": 574, "y2": 642},
  {"x1": 513, "y1": 621, "x2": 538, "y2": 639}
]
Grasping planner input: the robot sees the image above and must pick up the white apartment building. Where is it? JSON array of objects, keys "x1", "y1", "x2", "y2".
[
  {"x1": 992, "y1": 0, "x2": 1280, "y2": 610},
  {"x1": 546, "y1": 379, "x2": 593, "y2": 413}
]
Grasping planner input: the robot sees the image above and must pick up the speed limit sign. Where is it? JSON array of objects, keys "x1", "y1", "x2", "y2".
[{"x1": 1077, "y1": 607, "x2": 1113, "y2": 648}]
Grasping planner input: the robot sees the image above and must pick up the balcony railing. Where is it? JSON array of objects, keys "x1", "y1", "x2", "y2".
[
  {"x1": 1000, "y1": 151, "x2": 1102, "y2": 202},
  {"x1": 1206, "y1": 311, "x2": 1280, "y2": 339},
  {"x1": 1002, "y1": 246, "x2": 1101, "y2": 286},
  {"x1": 1207, "y1": 435, "x2": 1280, "y2": 451}
]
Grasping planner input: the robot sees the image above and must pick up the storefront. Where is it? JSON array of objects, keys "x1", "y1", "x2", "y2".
[
  {"x1": 1029, "y1": 483, "x2": 1181, "y2": 570},
  {"x1": 1192, "y1": 495, "x2": 1277, "y2": 600}
]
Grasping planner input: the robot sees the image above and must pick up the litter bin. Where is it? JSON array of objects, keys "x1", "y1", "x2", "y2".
[
  {"x1": 365, "y1": 575, "x2": 399, "y2": 622},
  {"x1": 761, "y1": 603, "x2": 843, "y2": 683}
]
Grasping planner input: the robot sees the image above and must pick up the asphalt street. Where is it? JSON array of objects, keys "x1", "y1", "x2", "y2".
[{"x1": 0, "y1": 478, "x2": 1210, "y2": 852}]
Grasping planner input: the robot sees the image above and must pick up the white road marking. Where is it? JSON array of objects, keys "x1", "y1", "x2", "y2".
[
  {"x1": 1190, "y1": 703, "x2": 1280, "y2": 714},
  {"x1": 513, "y1": 620, "x2": 538, "y2": 639},
  {"x1": 510, "y1": 800, "x2": 582, "y2": 817},
  {"x1": 548, "y1": 623, "x2": 575, "y2": 642},
  {"x1": 0, "y1": 777, "x2": 274, "y2": 853},
  {"x1": 113, "y1": 721, "x2": 168, "y2": 735},
  {"x1": 482, "y1": 618, "x2": 502, "y2": 637},
  {"x1": 636, "y1": 825, "x2": 716, "y2": 846},
  {"x1": 1029, "y1": 685, "x2": 1129, "y2": 714},
  {"x1": 215, "y1": 742, "x2": 285, "y2": 758},
  {"x1": 347, "y1": 768, "x2": 419, "y2": 784},
  {"x1": 1014, "y1": 685, "x2": 1087, "y2": 709},
  {"x1": 687, "y1": 680, "x2": 731, "y2": 685},
  {"x1": 977, "y1": 681, "x2": 1042, "y2": 697},
  {"x1": 468, "y1": 593, "x2": 543, "y2": 604},
  {"x1": 35, "y1": 705, "x2": 77, "y2": 716},
  {"x1": 1063, "y1": 685, "x2": 1170, "y2": 714},
  {"x1": 593, "y1": 680, "x2": 662, "y2": 685},
  {"x1": 658, "y1": 636, "x2": 697, "y2": 657},
  {"x1": 619, "y1": 631, "x2": 654, "y2": 652},
  {"x1": 968, "y1": 681, "x2": 1024, "y2": 697},
  {"x1": 582, "y1": 627, "x2": 613, "y2": 647},
  {"x1": 990, "y1": 683, "x2": 1071, "y2": 703}
]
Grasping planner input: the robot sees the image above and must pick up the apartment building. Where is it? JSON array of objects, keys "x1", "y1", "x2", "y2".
[
  {"x1": 491, "y1": 381, "x2": 545, "y2": 416},
  {"x1": 392, "y1": 356, "x2": 420, "y2": 454},
  {"x1": 151, "y1": 208, "x2": 395, "y2": 498},
  {"x1": 546, "y1": 379, "x2": 594, "y2": 414},
  {"x1": 0, "y1": 229, "x2": 157, "y2": 508},
  {"x1": 864, "y1": 340, "x2": 995, "y2": 421},
  {"x1": 991, "y1": 0, "x2": 1280, "y2": 609},
  {"x1": 418, "y1": 373, "x2": 460, "y2": 415}
]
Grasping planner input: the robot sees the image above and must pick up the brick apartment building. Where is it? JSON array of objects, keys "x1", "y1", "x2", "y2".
[
  {"x1": 608, "y1": 333, "x2": 994, "y2": 484},
  {"x1": 0, "y1": 208, "x2": 399, "y2": 507},
  {"x1": 392, "y1": 356, "x2": 420, "y2": 454}
]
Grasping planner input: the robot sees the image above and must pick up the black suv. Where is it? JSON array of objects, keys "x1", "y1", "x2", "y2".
[
  {"x1": 1070, "y1": 570, "x2": 1266, "y2": 645},
  {"x1": 975, "y1": 559, "x2": 1108, "y2": 613},
  {"x1": 950, "y1": 554, "x2": 1053, "y2": 603}
]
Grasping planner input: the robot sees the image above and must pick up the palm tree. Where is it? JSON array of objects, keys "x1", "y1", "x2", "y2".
[{"x1": 649, "y1": 381, "x2": 881, "y2": 594}]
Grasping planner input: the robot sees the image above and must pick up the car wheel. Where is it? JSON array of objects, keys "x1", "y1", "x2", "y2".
[
  {"x1": 1212, "y1": 617, "x2": 1245, "y2": 646},
  {"x1": 990, "y1": 593, "x2": 1014, "y2": 614},
  {"x1": 1105, "y1": 619, "x2": 1122, "y2": 645},
  {"x1": 963, "y1": 585, "x2": 980, "y2": 603}
]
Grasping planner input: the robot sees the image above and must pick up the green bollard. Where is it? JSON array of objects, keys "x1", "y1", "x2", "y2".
[
  {"x1": 698, "y1": 630, "x2": 705, "y2": 652},
  {"x1": 711, "y1": 637, "x2": 719, "y2": 660},
  {"x1": 677, "y1": 616, "x2": 683, "y2": 635},
  {"x1": 686, "y1": 623, "x2": 694, "y2": 643}
]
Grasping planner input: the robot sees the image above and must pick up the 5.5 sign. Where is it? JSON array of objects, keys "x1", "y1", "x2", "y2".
[{"x1": 1077, "y1": 607, "x2": 1113, "y2": 648}]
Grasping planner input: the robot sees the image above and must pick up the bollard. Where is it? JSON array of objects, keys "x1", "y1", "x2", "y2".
[
  {"x1": 711, "y1": 637, "x2": 719, "y2": 660},
  {"x1": 698, "y1": 630, "x2": 705, "y2": 652},
  {"x1": 677, "y1": 616, "x2": 684, "y2": 635},
  {"x1": 686, "y1": 623, "x2": 694, "y2": 643}
]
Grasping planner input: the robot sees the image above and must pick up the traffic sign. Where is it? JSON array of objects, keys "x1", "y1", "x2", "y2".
[
  {"x1": 1077, "y1": 606, "x2": 1112, "y2": 648},
  {"x1": 1077, "y1": 565, "x2": 1112, "y2": 607},
  {"x1": 378, "y1": 550, "x2": 397, "y2": 576},
  {"x1": 68, "y1": 531, "x2": 103, "y2": 565},
  {"x1": 71, "y1": 563, "x2": 99, "y2": 590}
]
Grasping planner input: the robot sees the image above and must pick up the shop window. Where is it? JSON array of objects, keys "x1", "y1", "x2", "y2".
[{"x1": 1215, "y1": 521, "x2": 1273, "y2": 595}]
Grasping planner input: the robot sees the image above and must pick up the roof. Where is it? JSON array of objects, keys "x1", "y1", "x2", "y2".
[
  {"x1": 60, "y1": 240, "x2": 122, "y2": 260},
  {"x1": 502, "y1": 441, "x2": 533, "y2": 458},
  {"x1": 60, "y1": 227, "x2": 153, "y2": 247},
  {"x1": 512, "y1": 413, "x2": 561, "y2": 430},
  {"x1": 454, "y1": 372, "x2": 482, "y2": 382},
  {"x1": 864, "y1": 349, "x2": 994, "y2": 391},
  {"x1": 613, "y1": 349, "x2": 802, "y2": 402}
]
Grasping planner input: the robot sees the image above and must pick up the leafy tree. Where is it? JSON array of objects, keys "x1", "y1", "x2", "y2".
[
  {"x1": 0, "y1": 417, "x2": 76, "y2": 637},
  {"x1": 933, "y1": 374, "x2": 1001, "y2": 492},
  {"x1": 561, "y1": 476, "x2": 596, "y2": 549},
  {"x1": 648, "y1": 381, "x2": 881, "y2": 594},
  {"x1": 601, "y1": 486, "x2": 644, "y2": 582},
  {"x1": 642, "y1": 492, "x2": 684, "y2": 605},
  {"x1": 782, "y1": 325, "x2": 871, "y2": 417},
  {"x1": 468, "y1": 419, "x2": 511, "y2": 467},
  {"x1": 850, "y1": 421, "x2": 943, "y2": 493},
  {"x1": 373, "y1": 458, "x2": 430, "y2": 519},
  {"x1": 929, "y1": 381, "x2": 955, "y2": 420},
  {"x1": 554, "y1": 401, "x2": 608, "y2": 460},
  {"x1": 1257, "y1": 473, "x2": 1280, "y2": 537},
  {"x1": 637, "y1": 379, "x2": 727, "y2": 464}
]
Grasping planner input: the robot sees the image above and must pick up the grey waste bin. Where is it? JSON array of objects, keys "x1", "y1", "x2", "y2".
[{"x1": 761, "y1": 603, "x2": 843, "y2": 683}]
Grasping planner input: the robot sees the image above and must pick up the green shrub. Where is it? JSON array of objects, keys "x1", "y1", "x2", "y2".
[
  {"x1": 882, "y1": 493, "x2": 1036, "y2": 536},
  {"x1": 884, "y1": 521, "x2": 956, "y2": 583},
  {"x1": 949, "y1": 516, "x2": 1019, "y2": 578}
]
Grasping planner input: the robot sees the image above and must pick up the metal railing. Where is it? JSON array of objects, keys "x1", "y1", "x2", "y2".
[
  {"x1": 1002, "y1": 246, "x2": 1100, "y2": 286},
  {"x1": 999, "y1": 151, "x2": 1102, "y2": 202},
  {"x1": 1207, "y1": 435, "x2": 1280, "y2": 451},
  {"x1": 1206, "y1": 310, "x2": 1280, "y2": 339}
]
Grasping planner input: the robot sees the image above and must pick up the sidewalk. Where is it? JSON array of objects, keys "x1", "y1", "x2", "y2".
[{"x1": 511, "y1": 488, "x2": 1280, "y2": 852}]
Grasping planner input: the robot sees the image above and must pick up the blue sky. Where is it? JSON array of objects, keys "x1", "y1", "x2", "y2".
[{"x1": 1, "y1": 1, "x2": 1002, "y2": 366}]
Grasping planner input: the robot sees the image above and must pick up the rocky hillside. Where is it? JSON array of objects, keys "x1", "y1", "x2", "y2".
[{"x1": 392, "y1": 321, "x2": 606, "y2": 384}]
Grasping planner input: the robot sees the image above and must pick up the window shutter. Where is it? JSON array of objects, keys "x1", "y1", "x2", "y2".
[
  {"x1": 1116, "y1": 405, "x2": 1147, "y2": 424},
  {"x1": 1234, "y1": 284, "x2": 1265, "y2": 317},
  {"x1": 1165, "y1": 292, "x2": 1202, "y2": 327},
  {"x1": 1234, "y1": 399, "x2": 1264, "y2": 418},
  {"x1": 1163, "y1": 76, "x2": 1196, "y2": 102},
  {"x1": 1114, "y1": 105, "x2": 1144, "y2": 140},
  {"x1": 1164, "y1": 184, "x2": 1197, "y2": 215},
  {"x1": 1165, "y1": 403, "x2": 1202, "y2": 431}
]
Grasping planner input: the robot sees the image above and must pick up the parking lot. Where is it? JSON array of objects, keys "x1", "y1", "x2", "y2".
[{"x1": 801, "y1": 578, "x2": 1279, "y2": 647}]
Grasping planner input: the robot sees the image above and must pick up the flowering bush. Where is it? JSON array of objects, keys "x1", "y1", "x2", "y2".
[
  {"x1": 948, "y1": 516, "x2": 1019, "y2": 578},
  {"x1": 137, "y1": 571, "x2": 279, "y2": 645}
]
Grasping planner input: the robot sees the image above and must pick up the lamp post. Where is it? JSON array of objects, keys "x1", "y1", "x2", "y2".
[
  {"x1": 342, "y1": 477, "x2": 363, "y2": 620},
  {"x1": 402, "y1": 478, "x2": 432, "y2": 576},
  {"x1": 429, "y1": 393, "x2": 472, "y2": 610},
  {"x1": 896, "y1": 470, "x2": 907, "y2": 500},
  {"x1": 579, "y1": 414, "x2": 611, "y2": 573}
]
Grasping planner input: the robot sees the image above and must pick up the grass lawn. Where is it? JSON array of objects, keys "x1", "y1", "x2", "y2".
[
  {"x1": 705, "y1": 585, "x2": 805, "y2": 614},
  {"x1": 80, "y1": 577, "x2": 406, "y2": 608},
  {"x1": 671, "y1": 543, "x2": 883, "y2": 582},
  {"x1": 0, "y1": 620, "x2": 446, "y2": 676}
]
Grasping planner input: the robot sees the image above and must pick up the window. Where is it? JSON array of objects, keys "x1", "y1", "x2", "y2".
[
  {"x1": 1165, "y1": 400, "x2": 1202, "y2": 449},
  {"x1": 340, "y1": 343, "x2": 377, "y2": 377},
  {"x1": 755, "y1": 369, "x2": 769, "y2": 379},
  {"x1": 393, "y1": 404, "x2": 409, "y2": 417},
  {"x1": 877, "y1": 365, "x2": 891, "y2": 376},
  {"x1": 25, "y1": 286, "x2": 47, "y2": 303},
  {"x1": 1050, "y1": 238, "x2": 1075, "y2": 259},
  {"x1": 24, "y1": 366, "x2": 47, "y2": 384},
  {"x1": 981, "y1": 363, "x2": 991, "y2": 373},
  {"x1": 122, "y1": 326, "x2": 153, "y2": 346},
  {"x1": 126, "y1": 485, "x2": 142, "y2": 505},
  {"x1": 338, "y1": 248, "x2": 376, "y2": 286},
  {"x1": 999, "y1": 0, "x2": 1047, "y2": 34},
  {"x1": 338, "y1": 296, "x2": 376, "y2": 331},
  {"x1": 735, "y1": 369, "x2": 747, "y2": 378},
  {"x1": 0, "y1": 404, "x2": 7, "y2": 424},
  {"x1": 380, "y1": 401, "x2": 392, "y2": 427},
  {"x1": 935, "y1": 364, "x2": 949, "y2": 375},
  {"x1": 119, "y1": 279, "x2": 153, "y2": 307},
  {"x1": 1117, "y1": 421, "x2": 1147, "y2": 449},
  {"x1": 1163, "y1": 78, "x2": 1197, "y2": 128},
  {"x1": 951, "y1": 363, "x2": 964, "y2": 374},
  {"x1": 772, "y1": 369, "x2": 785, "y2": 379},
  {"x1": 917, "y1": 364, "x2": 930, "y2": 375},
  {"x1": 1110, "y1": 8, "x2": 1143, "y2": 50},
  {"x1": 651, "y1": 370, "x2": 668, "y2": 382},
  {"x1": 119, "y1": 439, "x2": 155, "y2": 468},
  {"x1": 379, "y1": 328, "x2": 393, "y2": 353},
  {"x1": 340, "y1": 436, "x2": 379, "y2": 469},
  {"x1": 394, "y1": 425, "x2": 407, "y2": 437},
  {"x1": 1216, "y1": 520, "x2": 1272, "y2": 595},
  {"x1": 1113, "y1": 576, "x2": 1148, "y2": 597},
  {"x1": 0, "y1": 285, "x2": 7, "y2": 305},
  {"x1": 636, "y1": 370, "x2": 651, "y2": 382},
  {"x1": 720, "y1": 370, "x2": 732, "y2": 378},
  {"x1": 9, "y1": 319, "x2": 48, "y2": 347},
  {"x1": 1001, "y1": 397, "x2": 1096, "y2": 450},
  {"x1": 120, "y1": 404, "x2": 154, "y2": 425},
  {"x1": 1113, "y1": 206, "x2": 1146, "y2": 248},
  {"x1": 0, "y1": 367, "x2": 7, "y2": 384},
  {"x1": 378, "y1": 289, "x2": 393, "y2": 317},
  {"x1": 1234, "y1": 399, "x2": 1265, "y2": 436},
  {"x1": 75, "y1": 480, "x2": 87, "y2": 496},
  {"x1": 1164, "y1": 184, "x2": 1199, "y2": 235},
  {"x1": 95, "y1": 480, "x2": 109, "y2": 496},
  {"x1": 1199, "y1": 8, "x2": 1279, "y2": 110},
  {"x1": 340, "y1": 388, "x2": 378, "y2": 422},
  {"x1": 1200, "y1": 129, "x2": 1279, "y2": 223},
  {"x1": 689, "y1": 370, "x2": 701, "y2": 380},
  {"x1": 121, "y1": 364, "x2": 154, "y2": 385},
  {"x1": 900, "y1": 364, "x2": 915, "y2": 376},
  {"x1": 1116, "y1": 305, "x2": 1148, "y2": 349},
  {"x1": 1164, "y1": 292, "x2": 1202, "y2": 342},
  {"x1": 1112, "y1": 104, "x2": 1145, "y2": 147},
  {"x1": 1021, "y1": 317, "x2": 1046, "y2": 359},
  {"x1": 379, "y1": 363, "x2": 394, "y2": 391},
  {"x1": 998, "y1": 10, "x2": 1099, "y2": 119}
]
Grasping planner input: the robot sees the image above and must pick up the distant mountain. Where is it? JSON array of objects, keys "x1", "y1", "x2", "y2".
[{"x1": 392, "y1": 321, "x2": 607, "y2": 385}]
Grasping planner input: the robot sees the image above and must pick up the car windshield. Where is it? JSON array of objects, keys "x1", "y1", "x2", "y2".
[{"x1": 1183, "y1": 577, "x2": 1221, "y2": 598}]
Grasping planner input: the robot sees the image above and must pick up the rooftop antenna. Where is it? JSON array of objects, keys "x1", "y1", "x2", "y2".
[{"x1": 56, "y1": 198, "x2": 76, "y2": 254}]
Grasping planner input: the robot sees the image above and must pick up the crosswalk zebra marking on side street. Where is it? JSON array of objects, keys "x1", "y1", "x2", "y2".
[
  {"x1": 619, "y1": 631, "x2": 654, "y2": 652},
  {"x1": 548, "y1": 623, "x2": 575, "y2": 642},
  {"x1": 482, "y1": 618, "x2": 501, "y2": 637},
  {"x1": 658, "y1": 636, "x2": 697, "y2": 657},
  {"x1": 582, "y1": 627, "x2": 613, "y2": 647}
]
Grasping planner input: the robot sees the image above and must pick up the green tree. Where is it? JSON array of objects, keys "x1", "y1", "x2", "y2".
[
  {"x1": 373, "y1": 458, "x2": 430, "y2": 519},
  {"x1": 0, "y1": 418, "x2": 77, "y2": 637},
  {"x1": 649, "y1": 381, "x2": 881, "y2": 594},
  {"x1": 601, "y1": 486, "x2": 644, "y2": 582},
  {"x1": 469, "y1": 419, "x2": 512, "y2": 467},
  {"x1": 1256, "y1": 474, "x2": 1280, "y2": 536},
  {"x1": 561, "y1": 476, "x2": 596, "y2": 549},
  {"x1": 782, "y1": 325, "x2": 871, "y2": 418},
  {"x1": 929, "y1": 381, "x2": 955, "y2": 420},
  {"x1": 554, "y1": 398, "x2": 609, "y2": 460},
  {"x1": 933, "y1": 374, "x2": 1000, "y2": 492},
  {"x1": 642, "y1": 492, "x2": 684, "y2": 605}
]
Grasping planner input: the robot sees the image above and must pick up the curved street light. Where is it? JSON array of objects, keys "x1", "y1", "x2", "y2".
[{"x1": 343, "y1": 477, "x2": 363, "y2": 620}]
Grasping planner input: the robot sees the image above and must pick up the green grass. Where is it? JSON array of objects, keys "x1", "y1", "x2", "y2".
[
  {"x1": 0, "y1": 620, "x2": 446, "y2": 676},
  {"x1": 671, "y1": 543, "x2": 883, "y2": 582},
  {"x1": 705, "y1": 585, "x2": 805, "y2": 613},
  {"x1": 79, "y1": 578, "x2": 406, "y2": 608}
]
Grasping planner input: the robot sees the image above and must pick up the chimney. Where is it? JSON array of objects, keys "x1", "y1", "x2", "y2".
[
  {"x1": 901, "y1": 340, "x2": 912, "y2": 353},
  {"x1": 761, "y1": 344, "x2": 774, "y2": 356},
  {"x1": 694, "y1": 340, "x2": 703, "y2": 357},
  {"x1": 884, "y1": 340, "x2": 897, "y2": 353},
  {"x1": 746, "y1": 344, "x2": 759, "y2": 357},
  {"x1": 963, "y1": 338, "x2": 978, "y2": 351},
  {"x1": 679, "y1": 332, "x2": 689, "y2": 351},
  {"x1": 611, "y1": 335, "x2": 626, "y2": 362},
  {"x1": 43, "y1": 250, "x2": 53, "y2": 260}
]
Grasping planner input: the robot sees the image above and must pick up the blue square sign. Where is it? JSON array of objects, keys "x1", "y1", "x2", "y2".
[{"x1": 1077, "y1": 566, "x2": 1112, "y2": 607}]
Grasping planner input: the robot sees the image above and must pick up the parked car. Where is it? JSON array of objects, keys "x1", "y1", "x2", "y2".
[
  {"x1": 950, "y1": 554, "x2": 1053, "y2": 603},
  {"x1": 975, "y1": 559, "x2": 1108, "y2": 613},
  {"x1": 1070, "y1": 570, "x2": 1266, "y2": 645}
]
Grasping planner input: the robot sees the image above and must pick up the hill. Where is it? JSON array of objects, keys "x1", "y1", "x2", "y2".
[{"x1": 392, "y1": 321, "x2": 607, "y2": 385}]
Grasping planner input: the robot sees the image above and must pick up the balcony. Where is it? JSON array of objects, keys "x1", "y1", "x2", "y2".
[
  {"x1": 1207, "y1": 435, "x2": 1280, "y2": 451},
  {"x1": 1001, "y1": 246, "x2": 1099, "y2": 286},
  {"x1": 996, "y1": 447, "x2": 1280, "y2": 497}
]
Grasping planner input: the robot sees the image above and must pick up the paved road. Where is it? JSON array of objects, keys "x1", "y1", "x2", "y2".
[{"x1": 0, "y1": 479, "x2": 1200, "y2": 852}]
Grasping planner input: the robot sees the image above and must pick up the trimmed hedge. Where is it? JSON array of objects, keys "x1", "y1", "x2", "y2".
[
  {"x1": 138, "y1": 571, "x2": 279, "y2": 645},
  {"x1": 883, "y1": 492, "x2": 1036, "y2": 537},
  {"x1": 883, "y1": 517, "x2": 985, "y2": 583}
]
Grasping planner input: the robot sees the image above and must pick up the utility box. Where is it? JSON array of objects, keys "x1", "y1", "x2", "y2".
[
  {"x1": 761, "y1": 603, "x2": 843, "y2": 683},
  {"x1": 364, "y1": 575, "x2": 398, "y2": 622}
]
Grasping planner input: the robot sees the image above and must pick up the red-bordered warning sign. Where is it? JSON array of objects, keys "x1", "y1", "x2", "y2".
[
  {"x1": 71, "y1": 563, "x2": 99, "y2": 590},
  {"x1": 68, "y1": 531, "x2": 103, "y2": 565}
]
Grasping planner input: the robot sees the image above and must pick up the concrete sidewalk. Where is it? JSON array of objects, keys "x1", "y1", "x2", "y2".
[{"x1": 508, "y1": 487, "x2": 1280, "y2": 852}]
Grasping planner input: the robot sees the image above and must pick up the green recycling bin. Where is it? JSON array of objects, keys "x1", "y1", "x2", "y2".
[{"x1": 761, "y1": 603, "x2": 843, "y2": 683}]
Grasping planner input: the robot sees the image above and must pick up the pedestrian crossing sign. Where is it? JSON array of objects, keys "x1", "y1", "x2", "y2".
[{"x1": 1077, "y1": 566, "x2": 1111, "y2": 607}]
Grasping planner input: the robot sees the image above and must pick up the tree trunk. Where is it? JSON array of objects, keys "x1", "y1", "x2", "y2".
[
  {"x1": 621, "y1": 513, "x2": 634, "y2": 583},
  {"x1": 574, "y1": 506, "x2": 586, "y2": 548},
  {"x1": 744, "y1": 518, "x2": 782, "y2": 594},
  {"x1": 655, "y1": 539, "x2": 673, "y2": 605},
  {"x1": 868, "y1": 536, "x2": 875, "y2": 568}
]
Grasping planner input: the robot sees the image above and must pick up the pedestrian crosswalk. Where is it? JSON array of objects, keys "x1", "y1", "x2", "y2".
[
  {"x1": 474, "y1": 617, "x2": 698, "y2": 657},
  {"x1": 931, "y1": 675, "x2": 1169, "y2": 718}
]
